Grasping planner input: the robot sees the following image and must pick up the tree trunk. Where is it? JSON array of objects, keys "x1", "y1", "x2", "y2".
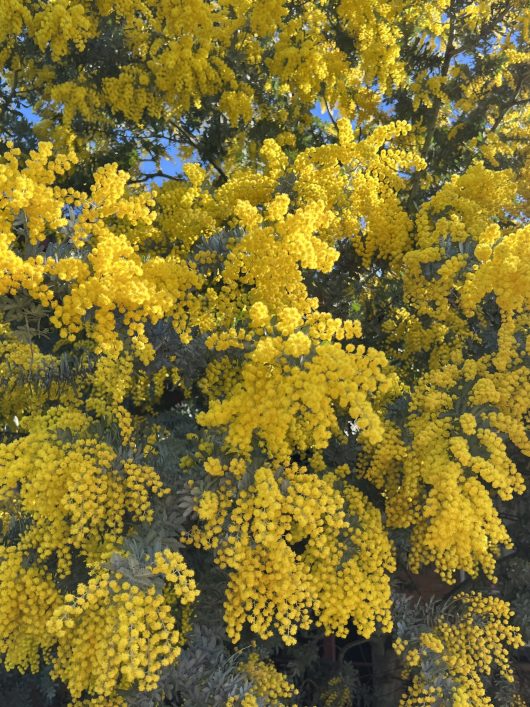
[{"x1": 371, "y1": 636, "x2": 401, "y2": 707}]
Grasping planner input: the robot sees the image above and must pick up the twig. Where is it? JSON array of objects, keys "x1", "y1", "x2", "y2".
[
  {"x1": 130, "y1": 170, "x2": 182, "y2": 184},
  {"x1": 171, "y1": 121, "x2": 228, "y2": 183},
  {"x1": 323, "y1": 95, "x2": 339, "y2": 131}
]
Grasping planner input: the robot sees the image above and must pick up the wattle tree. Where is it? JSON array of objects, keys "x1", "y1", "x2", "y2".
[{"x1": 0, "y1": 1, "x2": 529, "y2": 705}]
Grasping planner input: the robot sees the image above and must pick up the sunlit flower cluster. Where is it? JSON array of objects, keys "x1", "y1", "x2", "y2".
[
  {"x1": 187, "y1": 461, "x2": 394, "y2": 645},
  {"x1": 0, "y1": 406, "x2": 169, "y2": 575},
  {"x1": 48, "y1": 569, "x2": 183, "y2": 698}
]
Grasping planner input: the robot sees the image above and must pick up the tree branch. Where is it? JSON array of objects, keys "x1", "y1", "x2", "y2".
[
  {"x1": 130, "y1": 170, "x2": 183, "y2": 184},
  {"x1": 323, "y1": 95, "x2": 339, "y2": 132},
  {"x1": 170, "y1": 121, "x2": 228, "y2": 183}
]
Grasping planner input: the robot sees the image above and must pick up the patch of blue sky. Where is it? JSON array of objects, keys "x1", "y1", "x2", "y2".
[
  {"x1": 140, "y1": 139, "x2": 185, "y2": 184},
  {"x1": 17, "y1": 101, "x2": 39, "y2": 125},
  {"x1": 0, "y1": 82, "x2": 40, "y2": 139},
  {"x1": 311, "y1": 99, "x2": 336, "y2": 121}
]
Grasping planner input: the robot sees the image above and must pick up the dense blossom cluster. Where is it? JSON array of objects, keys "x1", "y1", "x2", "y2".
[
  {"x1": 0, "y1": 407, "x2": 169, "y2": 575},
  {"x1": 1, "y1": 130, "x2": 528, "y2": 699},
  {"x1": 0, "y1": 142, "x2": 203, "y2": 364},
  {"x1": 1, "y1": 125, "x2": 529, "y2": 701},
  {"x1": 199, "y1": 314, "x2": 390, "y2": 462},
  {"x1": 48, "y1": 570, "x2": 184, "y2": 697},
  {"x1": 240, "y1": 652, "x2": 298, "y2": 705},
  {"x1": 394, "y1": 594, "x2": 525, "y2": 705},
  {"x1": 0, "y1": 546, "x2": 60, "y2": 672},
  {"x1": 359, "y1": 158, "x2": 530, "y2": 584},
  {"x1": 188, "y1": 460, "x2": 394, "y2": 644}
]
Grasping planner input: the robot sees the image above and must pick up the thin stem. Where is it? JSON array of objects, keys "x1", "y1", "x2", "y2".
[
  {"x1": 323, "y1": 95, "x2": 339, "y2": 131},
  {"x1": 130, "y1": 170, "x2": 182, "y2": 183}
]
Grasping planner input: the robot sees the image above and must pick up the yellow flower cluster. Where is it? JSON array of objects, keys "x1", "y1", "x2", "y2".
[
  {"x1": 0, "y1": 144, "x2": 203, "y2": 363},
  {"x1": 187, "y1": 462, "x2": 395, "y2": 645},
  {"x1": 1, "y1": 118, "x2": 427, "y2": 377},
  {"x1": 199, "y1": 311, "x2": 389, "y2": 463},
  {"x1": 70, "y1": 697, "x2": 126, "y2": 707},
  {"x1": 396, "y1": 593, "x2": 524, "y2": 706},
  {"x1": 3, "y1": 0, "x2": 406, "y2": 136},
  {"x1": 2, "y1": 0, "x2": 529, "y2": 183},
  {"x1": 0, "y1": 334, "x2": 74, "y2": 423},
  {"x1": 48, "y1": 217, "x2": 192, "y2": 364},
  {"x1": 321, "y1": 675, "x2": 353, "y2": 707},
  {"x1": 361, "y1": 365, "x2": 525, "y2": 581},
  {"x1": 85, "y1": 353, "x2": 135, "y2": 441},
  {"x1": 32, "y1": 0, "x2": 96, "y2": 61},
  {"x1": 0, "y1": 406, "x2": 169, "y2": 575},
  {"x1": 148, "y1": 549, "x2": 200, "y2": 605},
  {"x1": 48, "y1": 570, "x2": 182, "y2": 698},
  {"x1": 0, "y1": 546, "x2": 60, "y2": 672},
  {"x1": 155, "y1": 122, "x2": 423, "y2": 329},
  {"x1": 226, "y1": 696, "x2": 259, "y2": 707},
  {"x1": 0, "y1": 140, "x2": 76, "y2": 243},
  {"x1": 462, "y1": 223, "x2": 530, "y2": 371},
  {"x1": 240, "y1": 652, "x2": 298, "y2": 705},
  {"x1": 362, "y1": 157, "x2": 530, "y2": 582},
  {"x1": 0, "y1": 3, "x2": 529, "y2": 699}
]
